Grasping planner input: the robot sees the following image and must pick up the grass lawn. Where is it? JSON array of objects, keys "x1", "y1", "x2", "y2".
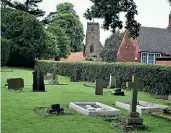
[{"x1": 1, "y1": 67, "x2": 171, "y2": 133}]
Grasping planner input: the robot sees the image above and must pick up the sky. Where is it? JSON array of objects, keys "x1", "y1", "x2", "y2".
[{"x1": 37, "y1": 0, "x2": 171, "y2": 45}]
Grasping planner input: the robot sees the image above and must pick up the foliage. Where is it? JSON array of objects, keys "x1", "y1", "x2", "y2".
[
  {"x1": 43, "y1": 30, "x2": 60, "y2": 58},
  {"x1": 84, "y1": 0, "x2": 141, "y2": 38},
  {"x1": 38, "y1": 61, "x2": 171, "y2": 95},
  {"x1": 100, "y1": 31, "x2": 123, "y2": 62},
  {"x1": 1, "y1": 37, "x2": 11, "y2": 66},
  {"x1": 1, "y1": 0, "x2": 45, "y2": 17},
  {"x1": 1, "y1": 8, "x2": 46, "y2": 67},
  {"x1": 47, "y1": 25, "x2": 71, "y2": 59},
  {"x1": 46, "y1": 2, "x2": 84, "y2": 52}
]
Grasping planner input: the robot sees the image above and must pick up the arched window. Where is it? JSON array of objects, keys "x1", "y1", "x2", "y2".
[{"x1": 90, "y1": 45, "x2": 94, "y2": 53}]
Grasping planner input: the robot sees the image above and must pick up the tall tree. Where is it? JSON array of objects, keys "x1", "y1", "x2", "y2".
[
  {"x1": 1, "y1": 0, "x2": 45, "y2": 17},
  {"x1": 46, "y1": 2, "x2": 84, "y2": 52},
  {"x1": 84, "y1": 0, "x2": 140, "y2": 38},
  {"x1": 47, "y1": 25, "x2": 71, "y2": 59},
  {"x1": 100, "y1": 31, "x2": 123, "y2": 62}
]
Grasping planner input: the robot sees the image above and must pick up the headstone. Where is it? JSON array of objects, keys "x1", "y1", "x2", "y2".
[
  {"x1": 44, "y1": 73, "x2": 53, "y2": 80},
  {"x1": 70, "y1": 67, "x2": 80, "y2": 82},
  {"x1": 48, "y1": 104, "x2": 64, "y2": 114},
  {"x1": 7, "y1": 78, "x2": 24, "y2": 90},
  {"x1": 125, "y1": 76, "x2": 144, "y2": 129},
  {"x1": 168, "y1": 94, "x2": 171, "y2": 104},
  {"x1": 32, "y1": 58, "x2": 45, "y2": 92},
  {"x1": 108, "y1": 73, "x2": 115, "y2": 88},
  {"x1": 95, "y1": 79, "x2": 103, "y2": 95}
]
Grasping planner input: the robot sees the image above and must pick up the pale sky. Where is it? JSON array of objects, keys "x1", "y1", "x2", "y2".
[{"x1": 38, "y1": 0, "x2": 171, "y2": 45}]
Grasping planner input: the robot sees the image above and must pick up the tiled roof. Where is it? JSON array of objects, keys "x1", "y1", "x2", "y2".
[
  {"x1": 60, "y1": 52, "x2": 85, "y2": 62},
  {"x1": 137, "y1": 26, "x2": 171, "y2": 55}
]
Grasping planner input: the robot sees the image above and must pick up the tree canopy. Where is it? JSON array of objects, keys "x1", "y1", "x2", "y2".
[
  {"x1": 1, "y1": 0, "x2": 45, "y2": 17},
  {"x1": 47, "y1": 2, "x2": 84, "y2": 52},
  {"x1": 84, "y1": 0, "x2": 140, "y2": 38},
  {"x1": 100, "y1": 31, "x2": 123, "y2": 62},
  {"x1": 1, "y1": 8, "x2": 46, "y2": 67}
]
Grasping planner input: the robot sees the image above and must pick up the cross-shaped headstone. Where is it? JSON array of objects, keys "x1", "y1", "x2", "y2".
[{"x1": 129, "y1": 76, "x2": 144, "y2": 117}]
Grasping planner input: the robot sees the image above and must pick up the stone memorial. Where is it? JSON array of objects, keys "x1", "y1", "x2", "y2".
[
  {"x1": 109, "y1": 69, "x2": 124, "y2": 96},
  {"x1": 7, "y1": 78, "x2": 24, "y2": 90},
  {"x1": 69, "y1": 102, "x2": 120, "y2": 116},
  {"x1": 95, "y1": 79, "x2": 103, "y2": 95},
  {"x1": 124, "y1": 76, "x2": 144, "y2": 129},
  {"x1": 168, "y1": 94, "x2": 171, "y2": 104},
  {"x1": 70, "y1": 67, "x2": 80, "y2": 82},
  {"x1": 32, "y1": 58, "x2": 45, "y2": 92},
  {"x1": 48, "y1": 65, "x2": 59, "y2": 85}
]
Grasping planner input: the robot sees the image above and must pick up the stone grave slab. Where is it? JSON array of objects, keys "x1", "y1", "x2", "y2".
[
  {"x1": 115, "y1": 101, "x2": 168, "y2": 114},
  {"x1": 69, "y1": 102, "x2": 120, "y2": 116},
  {"x1": 7, "y1": 78, "x2": 24, "y2": 89}
]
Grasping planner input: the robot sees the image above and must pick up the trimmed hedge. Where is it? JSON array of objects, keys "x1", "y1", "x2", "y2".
[
  {"x1": 38, "y1": 61, "x2": 171, "y2": 95},
  {"x1": 1, "y1": 37, "x2": 11, "y2": 66}
]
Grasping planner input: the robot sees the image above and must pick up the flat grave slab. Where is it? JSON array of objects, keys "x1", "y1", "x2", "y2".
[
  {"x1": 69, "y1": 102, "x2": 120, "y2": 116},
  {"x1": 115, "y1": 101, "x2": 168, "y2": 114}
]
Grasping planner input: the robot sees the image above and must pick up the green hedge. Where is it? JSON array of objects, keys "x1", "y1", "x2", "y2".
[
  {"x1": 1, "y1": 37, "x2": 11, "y2": 66},
  {"x1": 38, "y1": 61, "x2": 171, "y2": 95}
]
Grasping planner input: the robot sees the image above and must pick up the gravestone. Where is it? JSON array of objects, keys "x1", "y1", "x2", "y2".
[
  {"x1": 32, "y1": 58, "x2": 45, "y2": 92},
  {"x1": 70, "y1": 67, "x2": 80, "y2": 82},
  {"x1": 7, "y1": 78, "x2": 24, "y2": 90},
  {"x1": 48, "y1": 66, "x2": 59, "y2": 85},
  {"x1": 168, "y1": 94, "x2": 171, "y2": 104},
  {"x1": 95, "y1": 79, "x2": 103, "y2": 95},
  {"x1": 125, "y1": 76, "x2": 144, "y2": 129},
  {"x1": 110, "y1": 69, "x2": 124, "y2": 96}
]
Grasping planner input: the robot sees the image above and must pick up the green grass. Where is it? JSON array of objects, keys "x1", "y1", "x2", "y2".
[{"x1": 1, "y1": 67, "x2": 171, "y2": 133}]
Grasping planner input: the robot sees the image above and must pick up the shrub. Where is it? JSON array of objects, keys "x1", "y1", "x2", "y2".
[
  {"x1": 38, "y1": 61, "x2": 171, "y2": 95},
  {"x1": 1, "y1": 37, "x2": 11, "y2": 66}
]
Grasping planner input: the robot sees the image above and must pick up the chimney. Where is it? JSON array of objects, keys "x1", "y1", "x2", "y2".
[{"x1": 168, "y1": 12, "x2": 171, "y2": 28}]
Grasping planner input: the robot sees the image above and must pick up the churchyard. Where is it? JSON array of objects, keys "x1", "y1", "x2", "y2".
[{"x1": 1, "y1": 66, "x2": 171, "y2": 133}]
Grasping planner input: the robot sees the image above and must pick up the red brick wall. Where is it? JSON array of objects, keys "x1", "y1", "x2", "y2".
[
  {"x1": 117, "y1": 32, "x2": 141, "y2": 62},
  {"x1": 156, "y1": 61, "x2": 171, "y2": 65}
]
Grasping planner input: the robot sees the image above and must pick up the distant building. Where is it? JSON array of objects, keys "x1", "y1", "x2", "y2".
[
  {"x1": 117, "y1": 12, "x2": 171, "y2": 65},
  {"x1": 84, "y1": 22, "x2": 103, "y2": 58}
]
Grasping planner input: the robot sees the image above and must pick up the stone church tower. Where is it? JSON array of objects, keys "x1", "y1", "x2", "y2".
[{"x1": 84, "y1": 22, "x2": 102, "y2": 58}]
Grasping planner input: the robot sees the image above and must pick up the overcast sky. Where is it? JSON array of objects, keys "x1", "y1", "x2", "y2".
[{"x1": 38, "y1": 0, "x2": 171, "y2": 45}]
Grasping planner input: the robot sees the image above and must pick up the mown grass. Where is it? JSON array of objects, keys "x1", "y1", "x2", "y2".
[{"x1": 1, "y1": 67, "x2": 171, "y2": 133}]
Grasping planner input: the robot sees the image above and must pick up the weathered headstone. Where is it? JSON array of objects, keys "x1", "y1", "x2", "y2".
[
  {"x1": 168, "y1": 94, "x2": 171, "y2": 104},
  {"x1": 7, "y1": 78, "x2": 24, "y2": 90},
  {"x1": 95, "y1": 79, "x2": 103, "y2": 95},
  {"x1": 70, "y1": 67, "x2": 80, "y2": 82},
  {"x1": 108, "y1": 73, "x2": 115, "y2": 88},
  {"x1": 125, "y1": 76, "x2": 144, "y2": 129},
  {"x1": 44, "y1": 73, "x2": 53, "y2": 80},
  {"x1": 32, "y1": 58, "x2": 45, "y2": 92},
  {"x1": 48, "y1": 67, "x2": 59, "y2": 85}
]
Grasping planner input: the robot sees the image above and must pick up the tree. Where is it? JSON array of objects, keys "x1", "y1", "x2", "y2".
[
  {"x1": 84, "y1": 0, "x2": 140, "y2": 38},
  {"x1": 47, "y1": 25, "x2": 71, "y2": 59},
  {"x1": 43, "y1": 31, "x2": 60, "y2": 58},
  {"x1": 1, "y1": 8, "x2": 47, "y2": 67},
  {"x1": 44, "y1": 2, "x2": 84, "y2": 52},
  {"x1": 100, "y1": 31, "x2": 123, "y2": 62},
  {"x1": 1, "y1": 0, "x2": 45, "y2": 17}
]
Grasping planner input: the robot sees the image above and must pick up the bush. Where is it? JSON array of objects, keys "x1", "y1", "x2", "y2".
[
  {"x1": 1, "y1": 37, "x2": 11, "y2": 66},
  {"x1": 38, "y1": 61, "x2": 171, "y2": 95},
  {"x1": 1, "y1": 8, "x2": 46, "y2": 67}
]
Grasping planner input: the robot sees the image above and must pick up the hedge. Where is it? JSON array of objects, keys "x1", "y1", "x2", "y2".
[
  {"x1": 1, "y1": 37, "x2": 11, "y2": 66},
  {"x1": 38, "y1": 61, "x2": 171, "y2": 95}
]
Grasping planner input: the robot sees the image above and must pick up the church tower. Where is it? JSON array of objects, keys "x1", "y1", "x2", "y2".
[{"x1": 84, "y1": 22, "x2": 102, "y2": 58}]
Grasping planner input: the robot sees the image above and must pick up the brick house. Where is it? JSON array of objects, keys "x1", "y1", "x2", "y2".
[{"x1": 117, "y1": 13, "x2": 171, "y2": 64}]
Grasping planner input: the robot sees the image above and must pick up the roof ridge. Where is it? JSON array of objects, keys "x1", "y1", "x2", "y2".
[{"x1": 140, "y1": 26, "x2": 168, "y2": 30}]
